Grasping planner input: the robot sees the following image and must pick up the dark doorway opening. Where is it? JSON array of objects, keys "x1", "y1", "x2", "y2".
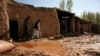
[
  {"x1": 57, "y1": 11, "x2": 66, "y2": 35},
  {"x1": 75, "y1": 20, "x2": 78, "y2": 32},
  {"x1": 57, "y1": 9, "x2": 72, "y2": 36},
  {"x1": 66, "y1": 18, "x2": 71, "y2": 33},
  {"x1": 9, "y1": 20, "x2": 19, "y2": 41}
]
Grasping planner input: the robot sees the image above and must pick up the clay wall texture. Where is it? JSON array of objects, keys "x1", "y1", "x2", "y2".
[
  {"x1": 0, "y1": 0, "x2": 10, "y2": 40},
  {"x1": 8, "y1": 3, "x2": 60, "y2": 38},
  {"x1": 0, "y1": 0, "x2": 94, "y2": 41},
  {"x1": 92, "y1": 24, "x2": 100, "y2": 34}
]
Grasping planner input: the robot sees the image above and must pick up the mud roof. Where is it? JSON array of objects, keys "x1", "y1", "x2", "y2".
[
  {"x1": 79, "y1": 19, "x2": 92, "y2": 23},
  {"x1": 75, "y1": 16, "x2": 92, "y2": 23},
  {"x1": 34, "y1": 7, "x2": 54, "y2": 10},
  {"x1": 7, "y1": 0, "x2": 55, "y2": 10},
  {"x1": 92, "y1": 24, "x2": 100, "y2": 25},
  {"x1": 7, "y1": 0, "x2": 34, "y2": 9},
  {"x1": 55, "y1": 8, "x2": 74, "y2": 16}
]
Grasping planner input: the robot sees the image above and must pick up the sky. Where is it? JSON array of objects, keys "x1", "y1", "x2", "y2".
[{"x1": 15, "y1": 0, "x2": 100, "y2": 16}]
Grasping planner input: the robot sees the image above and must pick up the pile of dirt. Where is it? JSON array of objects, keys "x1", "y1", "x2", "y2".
[
  {"x1": 0, "y1": 46, "x2": 52, "y2": 56},
  {"x1": 0, "y1": 39, "x2": 66, "y2": 56}
]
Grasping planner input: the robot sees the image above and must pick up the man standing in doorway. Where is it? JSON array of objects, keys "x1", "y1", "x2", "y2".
[
  {"x1": 61, "y1": 21, "x2": 66, "y2": 36},
  {"x1": 23, "y1": 16, "x2": 30, "y2": 41}
]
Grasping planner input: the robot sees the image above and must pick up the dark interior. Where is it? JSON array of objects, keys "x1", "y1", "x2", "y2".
[
  {"x1": 66, "y1": 17, "x2": 71, "y2": 33},
  {"x1": 57, "y1": 9, "x2": 72, "y2": 35},
  {"x1": 75, "y1": 19, "x2": 78, "y2": 32},
  {"x1": 9, "y1": 20, "x2": 19, "y2": 41}
]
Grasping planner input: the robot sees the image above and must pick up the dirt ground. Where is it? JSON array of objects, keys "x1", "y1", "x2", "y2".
[{"x1": 0, "y1": 35, "x2": 100, "y2": 56}]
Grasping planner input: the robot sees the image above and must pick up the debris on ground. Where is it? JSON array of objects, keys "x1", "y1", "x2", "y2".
[{"x1": 0, "y1": 35, "x2": 100, "y2": 56}]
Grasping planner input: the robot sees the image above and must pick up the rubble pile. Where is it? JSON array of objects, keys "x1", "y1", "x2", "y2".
[{"x1": 60, "y1": 35, "x2": 100, "y2": 56}]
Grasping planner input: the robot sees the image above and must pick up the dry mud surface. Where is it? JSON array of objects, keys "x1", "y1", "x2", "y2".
[{"x1": 0, "y1": 35, "x2": 100, "y2": 56}]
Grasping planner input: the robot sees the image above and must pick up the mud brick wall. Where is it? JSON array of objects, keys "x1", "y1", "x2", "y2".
[
  {"x1": 75, "y1": 20, "x2": 81, "y2": 33},
  {"x1": 0, "y1": 0, "x2": 10, "y2": 40},
  {"x1": 70, "y1": 16, "x2": 75, "y2": 33},
  {"x1": 80, "y1": 23, "x2": 91, "y2": 32},
  {"x1": 8, "y1": 3, "x2": 60, "y2": 38},
  {"x1": 92, "y1": 24, "x2": 100, "y2": 34}
]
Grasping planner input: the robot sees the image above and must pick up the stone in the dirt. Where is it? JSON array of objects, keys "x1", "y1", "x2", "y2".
[
  {"x1": 0, "y1": 40, "x2": 15, "y2": 53},
  {"x1": 48, "y1": 37, "x2": 55, "y2": 40}
]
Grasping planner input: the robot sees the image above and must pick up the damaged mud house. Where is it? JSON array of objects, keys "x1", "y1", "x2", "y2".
[{"x1": 0, "y1": 0, "x2": 100, "y2": 41}]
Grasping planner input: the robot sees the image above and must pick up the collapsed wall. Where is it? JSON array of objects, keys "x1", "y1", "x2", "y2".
[{"x1": 0, "y1": 0, "x2": 10, "y2": 40}]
